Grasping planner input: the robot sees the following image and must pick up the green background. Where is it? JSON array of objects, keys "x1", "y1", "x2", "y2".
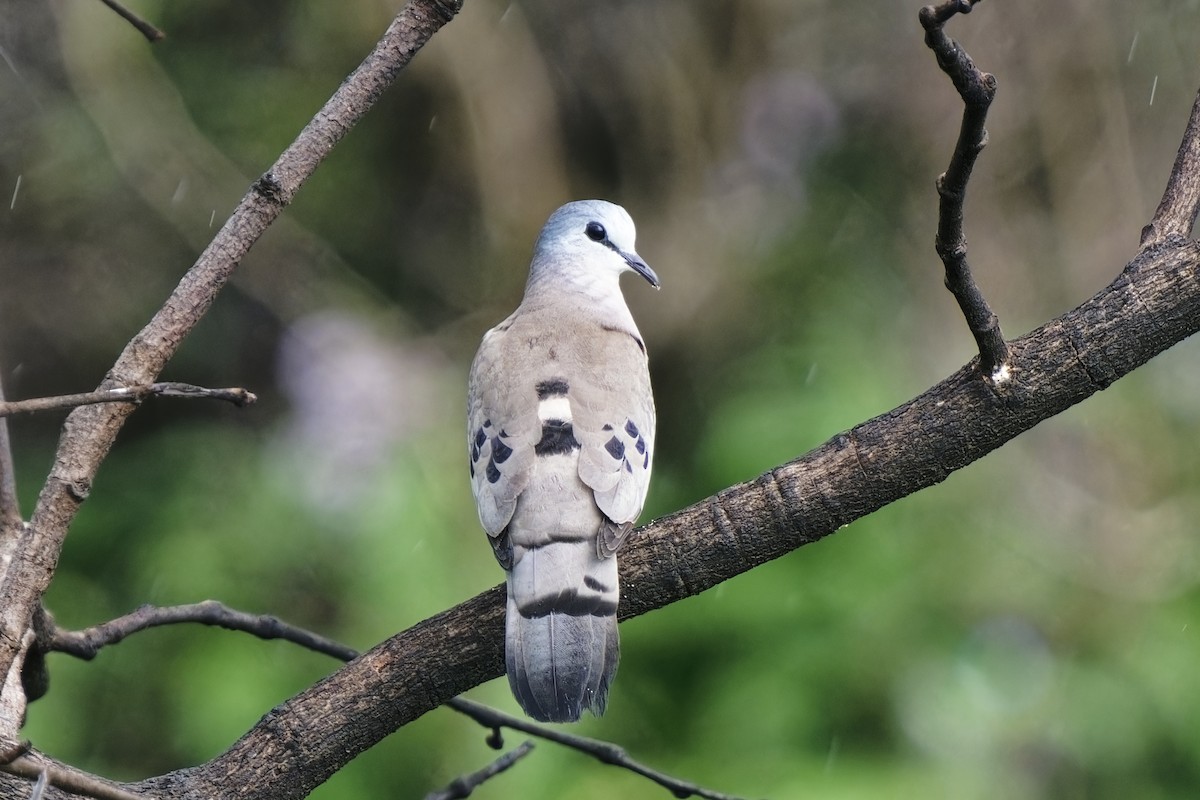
[{"x1": 3, "y1": 1, "x2": 1200, "y2": 797}]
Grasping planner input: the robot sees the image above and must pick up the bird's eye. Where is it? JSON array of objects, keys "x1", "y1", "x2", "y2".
[{"x1": 584, "y1": 221, "x2": 607, "y2": 242}]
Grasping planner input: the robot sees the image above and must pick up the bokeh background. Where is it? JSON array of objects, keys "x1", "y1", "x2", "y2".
[{"x1": 3, "y1": 0, "x2": 1200, "y2": 797}]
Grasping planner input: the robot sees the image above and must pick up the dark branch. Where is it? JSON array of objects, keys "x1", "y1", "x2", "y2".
[
  {"x1": 0, "y1": 383, "x2": 256, "y2": 418},
  {"x1": 0, "y1": 373, "x2": 21, "y2": 533},
  {"x1": 1143, "y1": 86, "x2": 1200, "y2": 245},
  {"x1": 48, "y1": 601, "x2": 355, "y2": 662},
  {"x1": 49, "y1": 602, "x2": 742, "y2": 800},
  {"x1": 94, "y1": 0, "x2": 165, "y2": 42},
  {"x1": 423, "y1": 740, "x2": 534, "y2": 800},
  {"x1": 2, "y1": 748, "x2": 147, "y2": 800},
  {"x1": 919, "y1": 0, "x2": 1011, "y2": 377},
  {"x1": 446, "y1": 698, "x2": 751, "y2": 800}
]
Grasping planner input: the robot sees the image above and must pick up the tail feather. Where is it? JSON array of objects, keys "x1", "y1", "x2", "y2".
[{"x1": 505, "y1": 541, "x2": 620, "y2": 722}]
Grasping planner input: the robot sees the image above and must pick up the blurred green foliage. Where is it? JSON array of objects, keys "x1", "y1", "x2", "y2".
[{"x1": 3, "y1": 0, "x2": 1200, "y2": 797}]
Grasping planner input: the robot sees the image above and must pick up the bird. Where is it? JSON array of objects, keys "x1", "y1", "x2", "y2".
[{"x1": 467, "y1": 200, "x2": 658, "y2": 722}]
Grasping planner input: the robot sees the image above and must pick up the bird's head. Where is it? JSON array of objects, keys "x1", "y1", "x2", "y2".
[{"x1": 530, "y1": 200, "x2": 660, "y2": 291}]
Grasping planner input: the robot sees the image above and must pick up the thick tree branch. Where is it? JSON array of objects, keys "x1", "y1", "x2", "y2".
[
  {"x1": 0, "y1": 0, "x2": 464, "y2": 718},
  {"x1": 920, "y1": 0, "x2": 1011, "y2": 376},
  {"x1": 0, "y1": 383, "x2": 256, "y2": 418}
]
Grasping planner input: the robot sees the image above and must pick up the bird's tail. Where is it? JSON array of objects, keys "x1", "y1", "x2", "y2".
[{"x1": 505, "y1": 540, "x2": 620, "y2": 722}]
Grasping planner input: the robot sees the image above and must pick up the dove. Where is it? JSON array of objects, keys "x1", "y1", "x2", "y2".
[{"x1": 467, "y1": 200, "x2": 658, "y2": 722}]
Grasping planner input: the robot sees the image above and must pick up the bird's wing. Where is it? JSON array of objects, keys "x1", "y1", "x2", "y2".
[
  {"x1": 467, "y1": 318, "x2": 540, "y2": 554},
  {"x1": 572, "y1": 324, "x2": 655, "y2": 553}
]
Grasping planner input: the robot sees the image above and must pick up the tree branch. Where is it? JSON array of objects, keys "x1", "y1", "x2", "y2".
[
  {"x1": 94, "y1": 0, "x2": 165, "y2": 43},
  {"x1": 423, "y1": 741, "x2": 534, "y2": 800},
  {"x1": 2, "y1": 745, "x2": 147, "y2": 800},
  {"x1": 48, "y1": 603, "x2": 742, "y2": 800},
  {"x1": 919, "y1": 0, "x2": 1011, "y2": 377},
  {"x1": 445, "y1": 698, "x2": 749, "y2": 800},
  {"x1": 48, "y1": 601, "x2": 356, "y2": 663},
  {"x1": 0, "y1": 374, "x2": 21, "y2": 535},
  {"x1": 1143, "y1": 85, "x2": 1200, "y2": 246},
  {"x1": 0, "y1": 0, "x2": 464, "y2": 717},
  {"x1": 0, "y1": 383, "x2": 256, "y2": 418}
]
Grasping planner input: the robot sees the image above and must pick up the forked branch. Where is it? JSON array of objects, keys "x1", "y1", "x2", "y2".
[{"x1": 46, "y1": 602, "x2": 744, "y2": 800}]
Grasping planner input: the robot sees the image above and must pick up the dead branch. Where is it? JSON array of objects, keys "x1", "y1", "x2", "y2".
[
  {"x1": 919, "y1": 0, "x2": 1010, "y2": 376},
  {"x1": 46, "y1": 602, "x2": 742, "y2": 800},
  {"x1": 94, "y1": 0, "x2": 164, "y2": 42},
  {"x1": 49, "y1": 601, "x2": 356, "y2": 663},
  {"x1": 0, "y1": 375, "x2": 21, "y2": 535},
  {"x1": 446, "y1": 698, "x2": 750, "y2": 800},
  {"x1": 1, "y1": 745, "x2": 146, "y2": 800},
  {"x1": 422, "y1": 741, "x2": 534, "y2": 800},
  {"x1": 0, "y1": 383, "x2": 256, "y2": 418}
]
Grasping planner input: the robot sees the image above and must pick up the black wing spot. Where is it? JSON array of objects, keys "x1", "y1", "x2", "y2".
[
  {"x1": 486, "y1": 460, "x2": 501, "y2": 484},
  {"x1": 491, "y1": 438, "x2": 513, "y2": 464},
  {"x1": 635, "y1": 437, "x2": 646, "y2": 455},
  {"x1": 536, "y1": 378, "x2": 570, "y2": 398},
  {"x1": 602, "y1": 423, "x2": 613, "y2": 431},
  {"x1": 536, "y1": 420, "x2": 580, "y2": 456},
  {"x1": 624, "y1": 420, "x2": 639, "y2": 438},
  {"x1": 605, "y1": 436, "x2": 625, "y2": 460}
]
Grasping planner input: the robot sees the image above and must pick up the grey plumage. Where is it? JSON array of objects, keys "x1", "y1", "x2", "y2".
[{"x1": 467, "y1": 200, "x2": 657, "y2": 722}]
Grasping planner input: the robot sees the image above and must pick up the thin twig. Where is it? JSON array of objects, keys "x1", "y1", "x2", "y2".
[
  {"x1": 423, "y1": 741, "x2": 534, "y2": 800},
  {"x1": 919, "y1": 0, "x2": 1011, "y2": 378},
  {"x1": 0, "y1": 373, "x2": 21, "y2": 532},
  {"x1": 94, "y1": 0, "x2": 165, "y2": 42},
  {"x1": 445, "y1": 698, "x2": 752, "y2": 800},
  {"x1": 0, "y1": 383, "x2": 256, "y2": 418},
  {"x1": 49, "y1": 602, "x2": 745, "y2": 800},
  {"x1": 50, "y1": 601, "x2": 355, "y2": 662},
  {"x1": 1143, "y1": 86, "x2": 1200, "y2": 246},
  {"x1": 2, "y1": 749, "x2": 147, "y2": 800}
]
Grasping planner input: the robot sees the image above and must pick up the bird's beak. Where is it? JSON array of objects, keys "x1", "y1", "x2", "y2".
[{"x1": 622, "y1": 251, "x2": 660, "y2": 289}]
